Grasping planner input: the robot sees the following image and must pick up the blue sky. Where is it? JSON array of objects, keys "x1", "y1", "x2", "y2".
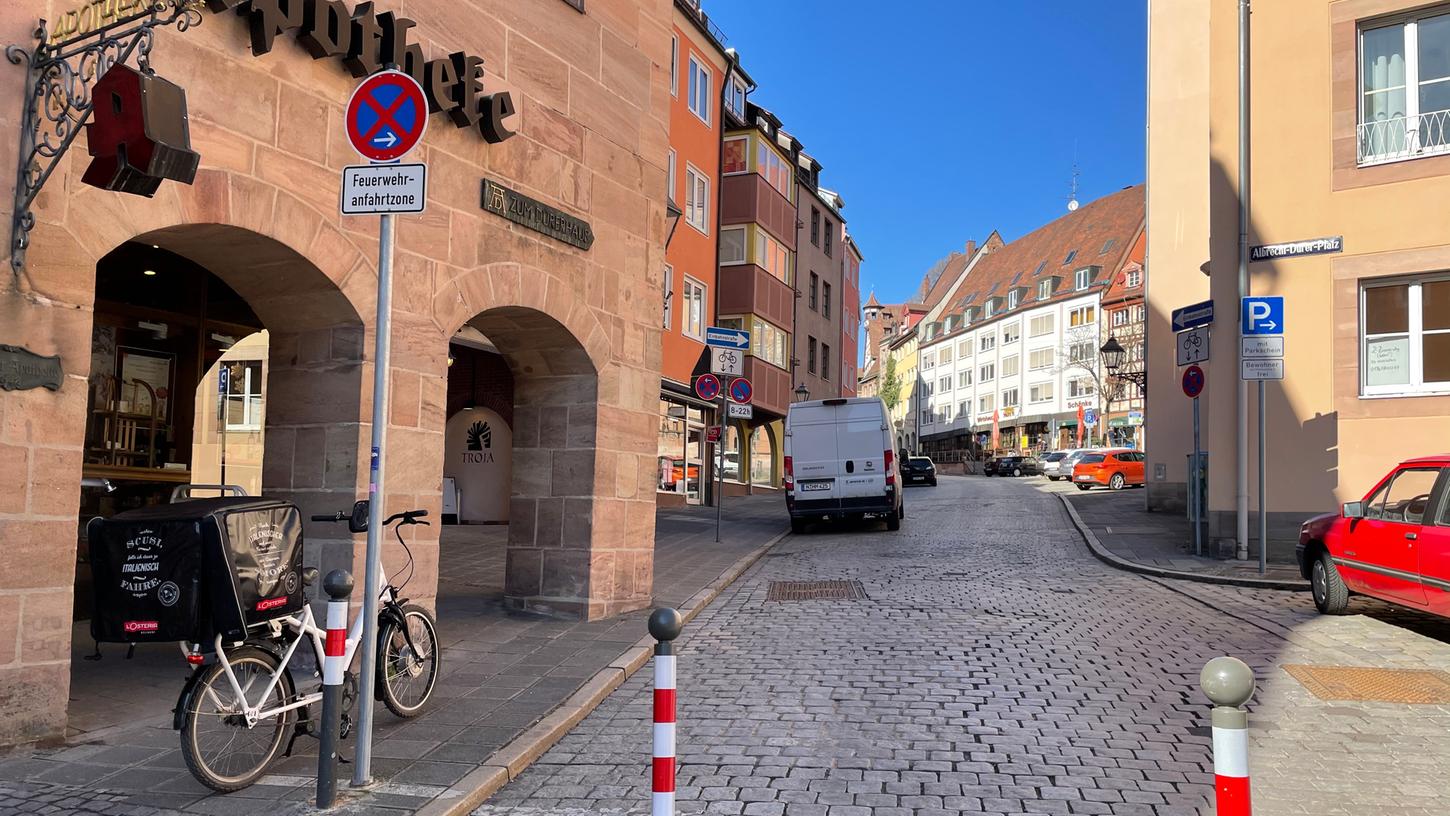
[{"x1": 704, "y1": 0, "x2": 1147, "y2": 306}]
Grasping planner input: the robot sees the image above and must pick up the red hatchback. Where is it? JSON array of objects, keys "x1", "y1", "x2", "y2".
[{"x1": 1298, "y1": 455, "x2": 1450, "y2": 615}]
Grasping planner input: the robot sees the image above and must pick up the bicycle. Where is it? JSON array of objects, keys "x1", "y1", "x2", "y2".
[{"x1": 174, "y1": 500, "x2": 442, "y2": 791}]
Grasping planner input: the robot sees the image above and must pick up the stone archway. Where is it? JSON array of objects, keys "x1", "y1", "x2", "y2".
[{"x1": 432, "y1": 262, "x2": 657, "y2": 620}]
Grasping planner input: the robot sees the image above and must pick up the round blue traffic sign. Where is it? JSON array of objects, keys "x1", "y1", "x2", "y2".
[
  {"x1": 1182, "y1": 364, "x2": 1205, "y2": 398},
  {"x1": 695, "y1": 373, "x2": 721, "y2": 402},
  {"x1": 346, "y1": 70, "x2": 429, "y2": 162},
  {"x1": 729, "y1": 377, "x2": 753, "y2": 404}
]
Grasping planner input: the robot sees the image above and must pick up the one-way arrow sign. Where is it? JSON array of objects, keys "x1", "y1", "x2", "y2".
[
  {"x1": 1172, "y1": 299, "x2": 1215, "y2": 333},
  {"x1": 705, "y1": 326, "x2": 750, "y2": 349}
]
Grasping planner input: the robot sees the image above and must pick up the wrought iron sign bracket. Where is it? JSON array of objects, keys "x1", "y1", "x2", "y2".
[{"x1": 5, "y1": 0, "x2": 202, "y2": 276}]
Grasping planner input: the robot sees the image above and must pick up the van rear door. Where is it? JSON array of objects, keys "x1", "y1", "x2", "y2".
[
  {"x1": 835, "y1": 401, "x2": 888, "y2": 500},
  {"x1": 790, "y1": 404, "x2": 843, "y2": 501}
]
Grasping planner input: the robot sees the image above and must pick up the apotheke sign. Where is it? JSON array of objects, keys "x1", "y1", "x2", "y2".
[{"x1": 204, "y1": 0, "x2": 516, "y2": 144}]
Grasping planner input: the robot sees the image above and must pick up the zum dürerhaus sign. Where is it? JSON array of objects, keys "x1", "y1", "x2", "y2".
[
  {"x1": 482, "y1": 179, "x2": 595, "y2": 251},
  {"x1": 203, "y1": 0, "x2": 516, "y2": 144}
]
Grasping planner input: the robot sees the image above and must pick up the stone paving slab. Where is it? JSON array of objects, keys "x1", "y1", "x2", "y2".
[{"x1": 0, "y1": 495, "x2": 789, "y2": 815}]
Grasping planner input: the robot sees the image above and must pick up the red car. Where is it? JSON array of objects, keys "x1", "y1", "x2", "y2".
[
  {"x1": 1071, "y1": 449, "x2": 1146, "y2": 490},
  {"x1": 1298, "y1": 455, "x2": 1450, "y2": 615}
]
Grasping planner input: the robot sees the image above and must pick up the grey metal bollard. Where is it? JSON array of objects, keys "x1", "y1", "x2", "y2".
[
  {"x1": 317, "y1": 569, "x2": 354, "y2": 809},
  {"x1": 1199, "y1": 657, "x2": 1256, "y2": 816}
]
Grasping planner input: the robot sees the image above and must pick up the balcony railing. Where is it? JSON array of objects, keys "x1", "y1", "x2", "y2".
[
  {"x1": 677, "y1": 0, "x2": 728, "y2": 45},
  {"x1": 1358, "y1": 109, "x2": 1450, "y2": 166}
]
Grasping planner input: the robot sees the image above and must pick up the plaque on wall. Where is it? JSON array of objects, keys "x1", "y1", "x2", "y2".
[
  {"x1": 0, "y1": 344, "x2": 63, "y2": 391},
  {"x1": 480, "y1": 179, "x2": 594, "y2": 250}
]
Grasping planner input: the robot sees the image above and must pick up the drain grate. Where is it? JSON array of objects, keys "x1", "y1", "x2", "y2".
[
  {"x1": 766, "y1": 580, "x2": 867, "y2": 602},
  {"x1": 1283, "y1": 665, "x2": 1450, "y2": 704}
]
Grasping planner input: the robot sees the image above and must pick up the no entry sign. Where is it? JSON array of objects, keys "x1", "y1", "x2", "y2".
[{"x1": 345, "y1": 70, "x2": 428, "y2": 162}]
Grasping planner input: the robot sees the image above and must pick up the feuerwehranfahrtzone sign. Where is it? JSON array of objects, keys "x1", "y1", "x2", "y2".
[
  {"x1": 340, "y1": 164, "x2": 426, "y2": 215},
  {"x1": 481, "y1": 179, "x2": 594, "y2": 250},
  {"x1": 705, "y1": 327, "x2": 750, "y2": 349},
  {"x1": 1250, "y1": 236, "x2": 1342, "y2": 262}
]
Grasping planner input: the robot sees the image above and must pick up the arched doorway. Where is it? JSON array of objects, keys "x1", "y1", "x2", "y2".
[
  {"x1": 436, "y1": 305, "x2": 602, "y2": 618},
  {"x1": 68, "y1": 227, "x2": 365, "y2": 736}
]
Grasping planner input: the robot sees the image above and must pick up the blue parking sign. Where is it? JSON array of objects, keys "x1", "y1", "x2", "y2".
[{"x1": 1241, "y1": 296, "x2": 1284, "y2": 336}]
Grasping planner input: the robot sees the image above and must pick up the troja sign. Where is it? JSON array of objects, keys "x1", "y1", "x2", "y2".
[{"x1": 205, "y1": 0, "x2": 516, "y2": 144}]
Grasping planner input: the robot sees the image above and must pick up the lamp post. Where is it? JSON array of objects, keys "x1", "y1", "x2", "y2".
[
  {"x1": 1099, "y1": 335, "x2": 1146, "y2": 447},
  {"x1": 793, "y1": 383, "x2": 810, "y2": 403}
]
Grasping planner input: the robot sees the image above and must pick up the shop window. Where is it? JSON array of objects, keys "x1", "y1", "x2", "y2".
[
  {"x1": 1359, "y1": 10, "x2": 1450, "y2": 165},
  {"x1": 750, "y1": 426, "x2": 774, "y2": 485},
  {"x1": 722, "y1": 425, "x2": 745, "y2": 482},
  {"x1": 683, "y1": 277, "x2": 706, "y2": 340},
  {"x1": 723, "y1": 136, "x2": 748, "y2": 174},
  {"x1": 225, "y1": 360, "x2": 264, "y2": 430},
  {"x1": 685, "y1": 165, "x2": 709, "y2": 234},
  {"x1": 688, "y1": 55, "x2": 711, "y2": 124},
  {"x1": 1362, "y1": 276, "x2": 1450, "y2": 394}
]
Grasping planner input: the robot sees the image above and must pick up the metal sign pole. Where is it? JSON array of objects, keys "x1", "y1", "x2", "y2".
[
  {"x1": 1258, "y1": 381, "x2": 1267, "y2": 576},
  {"x1": 716, "y1": 380, "x2": 727, "y2": 544},
  {"x1": 1192, "y1": 396, "x2": 1201, "y2": 557},
  {"x1": 353, "y1": 210, "x2": 395, "y2": 786},
  {"x1": 217, "y1": 366, "x2": 228, "y2": 488}
]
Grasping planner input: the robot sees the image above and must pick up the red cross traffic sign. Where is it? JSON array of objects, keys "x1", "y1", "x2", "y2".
[
  {"x1": 695, "y1": 373, "x2": 721, "y2": 401},
  {"x1": 1182, "y1": 364, "x2": 1206, "y2": 398},
  {"x1": 345, "y1": 70, "x2": 429, "y2": 162},
  {"x1": 728, "y1": 377, "x2": 753, "y2": 404}
]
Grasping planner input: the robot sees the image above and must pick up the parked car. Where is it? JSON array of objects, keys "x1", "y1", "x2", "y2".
[
  {"x1": 1040, "y1": 451, "x2": 1073, "y2": 481},
  {"x1": 1058, "y1": 448, "x2": 1099, "y2": 479},
  {"x1": 1071, "y1": 449, "x2": 1146, "y2": 490},
  {"x1": 1298, "y1": 455, "x2": 1450, "y2": 616},
  {"x1": 901, "y1": 456, "x2": 937, "y2": 486},
  {"x1": 984, "y1": 455, "x2": 1040, "y2": 477},
  {"x1": 784, "y1": 397, "x2": 903, "y2": 533}
]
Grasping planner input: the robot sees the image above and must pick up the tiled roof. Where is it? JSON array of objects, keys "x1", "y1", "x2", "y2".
[
  {"x1": 945, "y1": 185, "x2": 1144, "y2": 320},
  {"x1": 920, "y1": 252, "x2": 971, "y2": 309}
]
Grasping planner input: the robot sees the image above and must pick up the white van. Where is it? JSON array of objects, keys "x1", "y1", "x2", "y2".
[{"x1": 784, "y1": 397, "x2": 903, "y2": 533}]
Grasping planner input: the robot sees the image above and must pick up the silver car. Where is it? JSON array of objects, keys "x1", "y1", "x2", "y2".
[{"x1": 1045, "y1": 448, "x2": 1096, "y2": 481}]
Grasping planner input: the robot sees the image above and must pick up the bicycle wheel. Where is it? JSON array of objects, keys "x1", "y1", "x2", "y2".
[
  {"x1": 180, "y1": 646, "x2": 295, "y2": 792},
  {"x1": 379, "y1": 604, "x2": 440, "y2": 717}
]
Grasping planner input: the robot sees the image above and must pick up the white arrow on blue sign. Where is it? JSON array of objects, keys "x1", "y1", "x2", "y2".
[
  {"x1": 1241, "y1": 296, "x2": 1284, "y2": 336},
  {"x1": 1172, "y1": 299, "x2": 1215, "y2": 332},
  {"x1": 705, "y1": 327, "x2": 750, "y2": 348}
]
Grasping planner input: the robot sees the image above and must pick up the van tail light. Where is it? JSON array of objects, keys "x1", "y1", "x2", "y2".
[
  {"x1": 784, "y1": 456, "x2": 794, "y2": 491},
  {"x1": 884, "y1": 449, "x2": 895, "y2": 486}
]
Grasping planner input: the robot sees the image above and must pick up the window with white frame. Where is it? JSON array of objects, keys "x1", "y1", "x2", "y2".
[
  {"x1": 1361, "y1": 275, "x2": 1450, "y2": 394},
  {"x1": 224, "y1": 361, "x2": 264, "y2": 430},
  {"x1": 1037, "y1": 279, "x2": 1053, "y2": 299},
  {"x1": 1068, "y1": 378, "x2": 1096, "y2": 398},
  {"x1": 1002, "y1": 323, "x2": 1020, "y2": 344},
  {"x1": 1359, "y1": 10, "x2": 1450, "y2": 164},
  {"x1": 667, "y1": 149, "x2": 676, "y2": 202},
  {"x1": 940, "y1": 345, "x2": 954, "y2": 364},
  {"x1": 687, "y1": 55, "x2": 711, "y2": 124},
  {"x1": 1074, "y1": 268, "x2": 1091, "y2": 290},
  {"x1": 662, "y1": 264, "x2": 673, "y2": 330},
  {"x1": 670, "y1": 35, "x2": 679, "y2": 97},
  {"x1": 1112, "y1": 309, "x2": 1129, "y2": 328},
  {"x1": 1029, "y1": 382, "x2": 1054, "y2": 403},
  {"x1": 1008, "y1": 290, "x2": 1019, "y2": 309},
  {"x1": 922, "y1": 351, "x2": 935, "y2": 370},
  {"x1": 957, "y1": 370, "x2": 972, "y2": 389},
  {"x1": 1069, "y1": 341, "x2": 1095, "y2": 364},
  {"x1": 683, "y1": 277, "x2": 706, "y2": 340},
  {"x1": 727, "y1": 75, "x2": 746, "y2": 119},
  {"x1": 979, "y1": 363, "x2": 995, "y2": 383},
  {"x1": 1126, "y1": 269, "x2": 1142, "y2": 288},
  {"x1": 943, "y1": 404, "x2": 953, "y2": 421},
  {"x1": 1001, "y1": 388, "x2": 1019, "y2": 407},
  {"x1": 980, "y1": 333, "x2": 995, "y2": 353},
  {"x1": 1029, "y1": 314, "x2": 1054, "y2": 336},
  {"x1": 1069, "y1": 305, "x2": 1096, "y2": 327},
  {"x1": 958, "y1": 400, "x2": 968, "y2": 417},
  {"x1": 684, "y1": 165, "x2": 709, "y2": 234},
  {"x1": 921, "y1": 408, "x2": 932, "y2": 425},
  {"x1": 1001, "y1": 355, "x2": 1019, "y2": 378},
  {"x1": 1029, "y1": 347, "x2": 1054, "y2": 370},
  {"x1": 938, "y1": 376, "x2": 951, "y2": 393},
  {"x1": 720, "y1": 226, "x2": 746, "y2": 264},
  {"x1": 958, "y1": 340, "x2": 972, "y2": 357},
  {"x1": 978, "y1": 394, "x2": 995, "y2": 413}
]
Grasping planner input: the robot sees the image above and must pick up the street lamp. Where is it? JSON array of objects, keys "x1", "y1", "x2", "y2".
[
  {"x1": 793, "y1": 383, "x2": 810, "y2": 403},
  {"x1": 1099, "y1": 335, "x2": 1146, "y2": 395},
  {"x1": 664, "y1": 198, "x2": 683, "y2": 248}
]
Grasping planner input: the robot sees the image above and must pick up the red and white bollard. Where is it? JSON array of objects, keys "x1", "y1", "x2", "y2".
[
  {"x1": 648, "y1": 608, "x2": 683, "y2": 816},
  {"x1": 1200, "y1": 656, "x2": 1257, "y2": 816},
  {"x1": 317, "y1": 569, "x2": 354, "y2": 809}
]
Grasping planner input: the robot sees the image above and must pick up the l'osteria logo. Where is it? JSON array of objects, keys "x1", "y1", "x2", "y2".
[
  {"x1": 463, "y1": 420, "x2": 494, "y2": 463},
  {"x1": 205, "y1": 0, "x2": 516, "y2": 144}
]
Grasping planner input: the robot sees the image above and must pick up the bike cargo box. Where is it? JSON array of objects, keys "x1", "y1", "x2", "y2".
[{"x1": 87, "y1": 497, "x2": 306, "y2": 644}]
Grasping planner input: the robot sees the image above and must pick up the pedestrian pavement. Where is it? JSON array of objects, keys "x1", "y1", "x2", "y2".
[
  {"x1": 473, "y1": 475, "x2": 1450, "y2": 816},
  {"x1": 0, "y1": 494, "x2": 788, "y2": 816},
  {"x1": 1033, "y1": 479, "x2": 1307, "y2": 589}
]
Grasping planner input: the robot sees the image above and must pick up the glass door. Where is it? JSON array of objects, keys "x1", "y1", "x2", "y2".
[{"x1": 685, "y1": 426, "x2": 704, "y2": 504}]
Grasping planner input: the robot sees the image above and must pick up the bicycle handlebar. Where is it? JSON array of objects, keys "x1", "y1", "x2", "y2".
[{"x1": 309, "y1": 508, "x2": 428, "y2": 526}]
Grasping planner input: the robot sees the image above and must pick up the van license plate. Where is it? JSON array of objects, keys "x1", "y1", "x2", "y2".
[{"x1": 800, "y1": 480, "x2": 833, "y2": 492}]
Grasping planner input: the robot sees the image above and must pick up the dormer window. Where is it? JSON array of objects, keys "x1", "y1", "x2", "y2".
[
  {"x1": 1075, "y1": 267, "x2": 1091, "y2": 290},
  {"x1": 983, "y1": 302, "x2": 994, "y2": 318},
  {"x1": 1008, "y1": 291, "x2": 1019, "y2": 310},
  {"x1": 1037, "y1": 279, "x2": 1053, "y2": 299}
]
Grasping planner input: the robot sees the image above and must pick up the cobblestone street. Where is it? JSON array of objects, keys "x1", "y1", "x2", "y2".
[{"x1": 476, "y1": 475, "x2": 1450, "y2": 816}]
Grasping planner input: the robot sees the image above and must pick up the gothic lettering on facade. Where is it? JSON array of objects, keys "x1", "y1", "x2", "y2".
[{"x1": 204, "y1": 0, "x2": 515, "y2": 143}]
